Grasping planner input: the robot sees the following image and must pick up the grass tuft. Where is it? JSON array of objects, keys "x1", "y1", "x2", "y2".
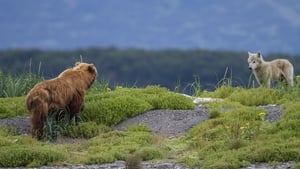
[
  {"x1": 0, "y1": 145, "x2": 65, "y2": 167},
  {"x1": 0, "y1": 71, "x2": 43, "y2": 98}
]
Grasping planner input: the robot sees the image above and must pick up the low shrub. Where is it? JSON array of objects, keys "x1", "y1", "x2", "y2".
[
  {"x1": 269, "y1": 102, "x2": 300, "y2": 137},
  {"x1": 281, "y1": 102, "x2": 300, "y2": 120},
  {"x1": 135, "y1": 146, "x2": 164, "y2": 160},
  {"x1": 0, "y1": 97, "x2": 28, "y2": 119},
  {"x1": 82, "y1": 86, "x2": 194, "y2": 126},
  {"x1": 201, "y1": 152, "x2": 249, "y2": 169},
  {"x1": 0, "y1": 126, "x2": 17, "y2": 136},
  {"x1": 82, "y1": 96, "x2": 153, "y2": 126},
  {"x1": 0, "y1": 145, "x2": 65, "y2": 167},
  {"x1": 86, "y1": 152, "x2": 115, "y2": 165},
  {"x1": 228, "y1": 88, "x2": 281, "y2": 106},
  {"x1": 86, "y1": 128, "x2": 166, "y2": 164},
  {"x1": 209, "y1": 109, "x2": 221, "y2": 119},
  {"x1": 125, "y1": 153, "x2": 142, "y2": 169},
  {"x1": 67, "y1": 122, "x2": 111, "y2": 138},
  {"x1": 0, "y1": 136, "x2": 14, "y2": 146},
  {"x1": 126, "y1": 124, "x2": 151, "y2": 132},
  {"x1": 145, "y1": 92, "x2": 194, "y2": 110},
  {"x1": 204, "y1": 85, "x2": 236, "y2": 98}
]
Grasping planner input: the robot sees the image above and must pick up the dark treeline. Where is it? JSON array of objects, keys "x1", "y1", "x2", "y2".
[{"x1": 1, "y1": 47, "x2": 299, "y2": 92}]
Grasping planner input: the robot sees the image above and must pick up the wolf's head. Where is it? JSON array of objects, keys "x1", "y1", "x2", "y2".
[{"x1": 248, "y1": 52, "x2": 263, "y2": 70}]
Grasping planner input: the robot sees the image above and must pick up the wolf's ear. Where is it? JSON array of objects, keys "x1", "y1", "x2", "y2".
[{"x1": 257, "y1": 52, "x2": 261, "y2": 58}]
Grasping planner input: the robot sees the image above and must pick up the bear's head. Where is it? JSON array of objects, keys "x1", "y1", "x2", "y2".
[
  {"x1": 74, "y1": 62, "x2": 98, "y2": 88},
  {"x1": 74, "y1": 62, "x2": 97, "y2": 74}
]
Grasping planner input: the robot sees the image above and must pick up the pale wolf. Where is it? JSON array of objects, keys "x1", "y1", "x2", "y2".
[{"x1": 247, "y1": 52, "x2": 294, "y2": 88}]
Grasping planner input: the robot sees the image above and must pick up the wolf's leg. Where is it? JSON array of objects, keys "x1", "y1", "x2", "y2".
[
  {"x1": 287, "y1": 76, "x2": 294, "y2": 87},
  {"x1": 283, "y1": 67, "x2": 294, "y2": 87},
  {"x1": 267, "y1": 80, "x2": 271, "y2": 88}
]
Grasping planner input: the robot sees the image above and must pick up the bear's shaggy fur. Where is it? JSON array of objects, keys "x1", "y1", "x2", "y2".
[
  {"x1": 248, "y1": 52, "x2": 294, "y2": 88},
  {"x1": 26, "y1": 62, "x2": 97, "y2": 139}
]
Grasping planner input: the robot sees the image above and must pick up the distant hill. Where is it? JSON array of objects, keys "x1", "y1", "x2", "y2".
[
  {"x1": 1, "y1": 48, "x2": 299, "y2": 93},
  {"x1": 0, "y1": 0, "x2": 299, "y2": 54}
]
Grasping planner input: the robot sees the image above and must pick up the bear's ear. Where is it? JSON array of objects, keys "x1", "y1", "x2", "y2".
[
  {"x1": 75, "y1": 62, "x2": 81, "y2": 66},
  {"x1": 87, "y1": 64, "x2": 97, "y2": 74}
]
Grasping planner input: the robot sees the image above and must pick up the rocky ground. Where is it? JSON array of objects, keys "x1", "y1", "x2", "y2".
[
  {"x1": 0, "y1": 104, "x2": 296, "y2": 169},
  {"x1": 115, "y1": 105, "x2": 210, "y2": 138}
]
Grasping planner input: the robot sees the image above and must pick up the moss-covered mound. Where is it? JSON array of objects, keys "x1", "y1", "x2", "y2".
[{"x1": 82, "y1": 86, "x2": 195, "y2": 126}]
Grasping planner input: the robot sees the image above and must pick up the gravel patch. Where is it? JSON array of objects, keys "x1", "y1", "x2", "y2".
[
  {"x1": 2, "y1": 161, "x2": 295, "y2": 169},
  {"x1": 115, "y1": 105, "x2": 209, "y2": 137},
  {"x1": 240, "y1": 161, "x2": 295, "y2": 169},
  {"x1": 259, "y1": 104, "x2": 284, "y2": 122},
  {"x1": 0, "y1": 116, "x2": 31, "y2": 135}
]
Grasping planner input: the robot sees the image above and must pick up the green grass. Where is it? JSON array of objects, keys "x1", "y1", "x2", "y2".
[
  {"x1": 0, "y1": 145, "x2": 66, "y2": 167},
  {"x1": 0, "y1": 71, "x2": 43, "y2": 98},
  {"x1": 170, "y1": 85, "x2": 300, "y2": 169},
  {"x1": 0, "y1": 132, "x2": 66, "y2": 167},
  {"x1": 82, "y1": 86, "x2": 195, "y2": 126},
  {"x1": 0, "y1": 97, "x2": 28, "y2": 118},
  {"x1": 86, "y1": 126, "x2": 167, "y2": 164},
  {"x1": 0, "y1": 73, "x2": 300, "y2": 168}
]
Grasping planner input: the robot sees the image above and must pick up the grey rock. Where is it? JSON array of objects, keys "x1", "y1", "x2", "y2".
[{"x1": 115, "y1": 106, "x2": 209, "y2": 137}]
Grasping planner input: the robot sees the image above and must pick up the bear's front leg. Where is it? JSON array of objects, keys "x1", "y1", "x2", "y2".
[
  {"x1": 68, "y1": 93, "x2": 84, "y2": 124},
  {"x1": 31, "y1": 111, "x2": 47, "y2": 140}
]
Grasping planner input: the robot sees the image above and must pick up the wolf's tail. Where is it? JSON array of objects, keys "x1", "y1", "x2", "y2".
[{"x1": 280, "y1": 62, "x2": 294, "y2": 87}]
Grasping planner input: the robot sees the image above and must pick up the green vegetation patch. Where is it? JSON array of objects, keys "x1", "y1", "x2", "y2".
[
  {"x1": 86, "y1": 125, "x2": 167, "y2": 164},
  {"x1": 172, "y1": 96, "x2": 300, "y2": 169},
  {"x1": 0, "y1": 96, "x2": 28, "y2": 118},
  {"x1": 201, "y1": 85, "x2": 236, "y2": 98},
  {"x1": 0, "y1": 71, "x2": 43, "y2": 98},
  {"x1": 201, "y1": 86, "x2": 291, "y2": 106},
  {"x1": 0, "y1": 126, "x2": 17, "y2": 136},
  {"x1": 270, "y1": 102, "x2": 300, "y2": 137},
  {"x1": 82, "y1": 95, "x2": 153, "y2": 126},
  {"x1": 82, "y1": 86, "x2": 194, "y2": 126},
  {"x1": 227, "y1": 88, "x2": 282, "y2": 106},
  {"x1": 0, "y1": 145, "x2": 65, "y2": 167},
  {"x1": 67, "y1": 122, "x2": 111, "y2": 138}
]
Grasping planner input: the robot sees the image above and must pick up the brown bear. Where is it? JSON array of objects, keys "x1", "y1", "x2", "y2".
[{"x1": 26, "y1": 62, "x2": 97, "y2": 140}]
